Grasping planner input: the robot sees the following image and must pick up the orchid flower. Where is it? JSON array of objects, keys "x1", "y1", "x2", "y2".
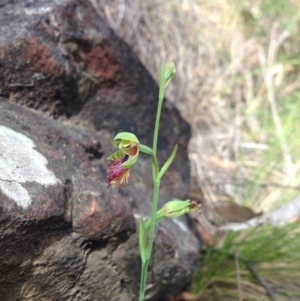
[{"x1": 107, "y1": 132, "x2": 139, "y2": 190}]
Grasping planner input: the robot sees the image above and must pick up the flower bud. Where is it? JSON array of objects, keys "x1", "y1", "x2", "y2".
[
  {"x1": 144, "y1": 199, "x2": 202, "y2": 231},
  {"x1": 164, "y1": 62, "x2": 176, "y2": 87},
  {"x1": 161, "y1": 200, "x2": 191, "y2": 218}
]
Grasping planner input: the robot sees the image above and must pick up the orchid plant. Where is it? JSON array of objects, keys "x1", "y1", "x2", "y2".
[{"x1": 106, "y1": 62, "x2": 201, "y2": 301}]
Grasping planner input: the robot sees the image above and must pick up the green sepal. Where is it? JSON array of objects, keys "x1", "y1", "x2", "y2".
[
  {"x1": 157, "y1": 144, "x2": 178, "y2": 181},
  {"x1": 139, "y1": 144, "x2": 154, "y2": 156},
  {"x1": 139, "y1": 217, "x2": 147, "y2": 263},
  {"x1": 114, "y1": 132, "x2": 139, "y2": 144}
]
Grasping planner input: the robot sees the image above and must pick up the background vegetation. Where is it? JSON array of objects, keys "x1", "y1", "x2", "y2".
[{"x1": 92, "y1": 0, "x2": 300, "y2": 300}]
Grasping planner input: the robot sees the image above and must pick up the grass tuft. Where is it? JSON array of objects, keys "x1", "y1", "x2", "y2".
[{"x1": 192, "y1": 221, "x2": 300, "y2": 300}]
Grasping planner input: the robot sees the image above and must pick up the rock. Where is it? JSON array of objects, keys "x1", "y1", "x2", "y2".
[{"x1": 0, "y1": 0, "x2": 200, "y2": 300}]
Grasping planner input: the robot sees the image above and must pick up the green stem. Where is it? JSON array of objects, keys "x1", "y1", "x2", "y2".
[
  {"x1": 152, "y1": 156, "x2": 159, "y2": 182},
  {"x1": 139, "y1": 63, "x2": 166, "y2": 301},
  {"x1": 152, "y1": 63, "x2": 166, "y2": 156},
  {"x1": 146, "y1": 179, "x2": 160, "y2": 260},
  {"x1": 139, "y1": 258, "x2": 148, "y2": 301},
  {"x1": 139, "y1": 177, "x2": 160, "y2": 301}
]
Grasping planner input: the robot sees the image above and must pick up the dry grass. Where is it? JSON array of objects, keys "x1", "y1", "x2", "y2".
[{"x1": 90, "y1": 0, "x2": 300, "y2": 213}]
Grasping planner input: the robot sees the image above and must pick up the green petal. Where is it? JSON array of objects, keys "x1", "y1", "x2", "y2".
[
  {"x1": 107, "y1": 149, "x2": 125, "y2": 161},
  {"x1": 121, "y1": 152, "x2": 139, "y2": 168}
]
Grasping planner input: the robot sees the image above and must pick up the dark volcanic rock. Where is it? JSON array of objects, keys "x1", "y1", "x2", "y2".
[{"x1": 0, "y1": 0, "x2": 199, "y2": 300}]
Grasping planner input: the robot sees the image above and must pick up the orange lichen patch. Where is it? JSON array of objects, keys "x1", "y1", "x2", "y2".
[
  {"x1": 23, "y1": 37, "x2": 64, "y2": 77},
  {"x1": 85, "y1": 40, "x2": 121, "y2": 81}
]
